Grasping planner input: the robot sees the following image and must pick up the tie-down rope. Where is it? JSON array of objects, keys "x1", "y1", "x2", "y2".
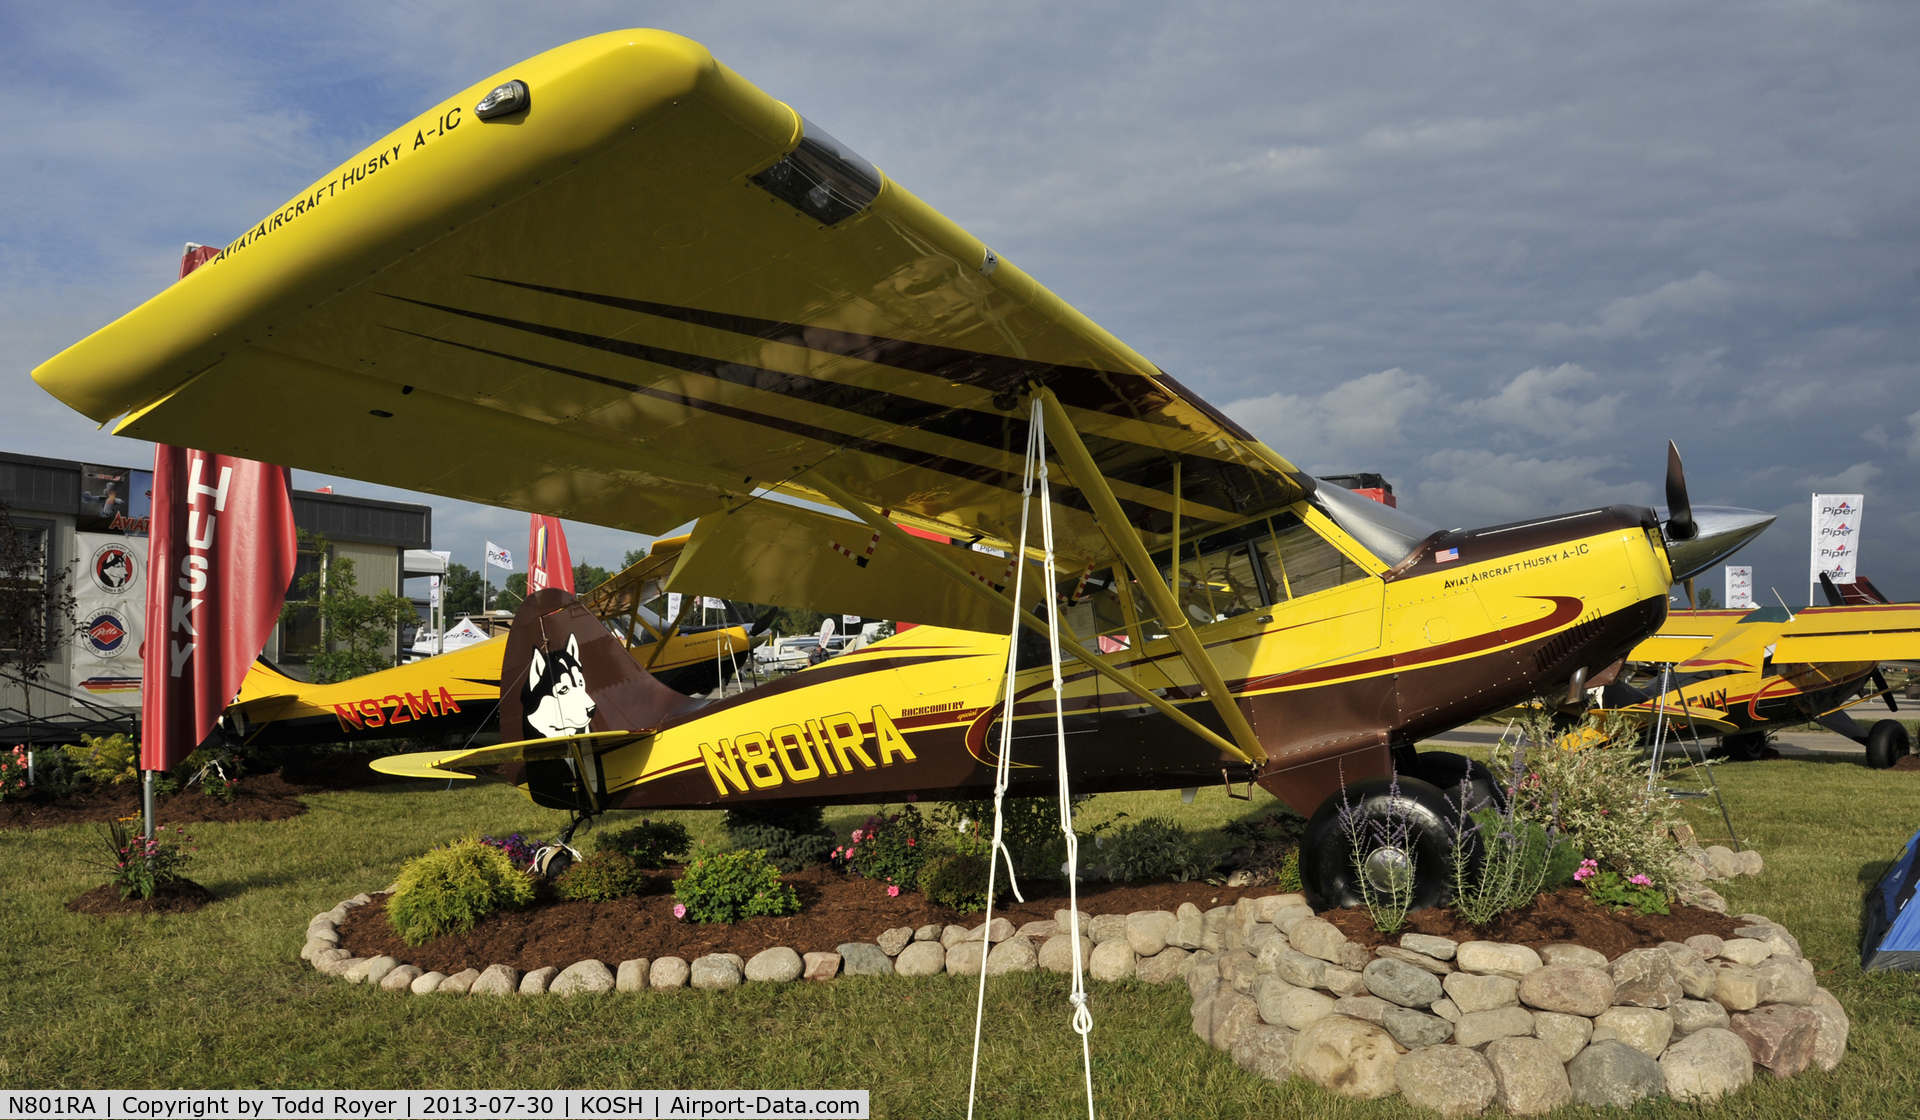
[{"x1": 965, "y1": 396, "x2": 1097, "y2": 1120}]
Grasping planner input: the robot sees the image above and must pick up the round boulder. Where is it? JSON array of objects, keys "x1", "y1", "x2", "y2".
[
  {"x1": 1395, "y1": 1045, "x2": 1496, "y2": 1118},
  {"x1": 1518, "y1": 963, "x2": 1614, "y2": 1018},
  {"x1": 1362, "y1": 957, "x2": 1443, "y2": 1009},
  {"x1": 1567, "y1": 1039, "x2": 1666, "y2": 1109},
  {"x1": 1485, "y1": 1036, "x2": 1572, "y2": 1116},
  {"x1": 1659, "y1": 1027, "x2": 1754, "y2": 1103},
  {"x1": 1293, "y1": 1016, "x2": 1401, "y2": 1100},
  {"x1": 744, "y1": 948, "x2": 803, "y2": 984},
  {"x1": 894, "y1": 940, "x2": 946, "y2": 978}
]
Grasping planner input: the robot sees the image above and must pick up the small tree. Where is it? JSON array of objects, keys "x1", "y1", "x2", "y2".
[
  {"x1": 280, "y1": 532, "x2": 418, "y2": 684},
  {"x1": 1693, "y1": 587, "x2": 1720, "y2": 610},
  {"x1": 0, "y1": 501, "x2": 83, "y2": 756},
  {"x1": 441, "y1": 563, "x2": 484, "y2": 616}
]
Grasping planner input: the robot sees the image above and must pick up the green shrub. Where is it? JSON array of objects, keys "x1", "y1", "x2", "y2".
[
  {"x1": 674, "y1": 847, "x2": 800, "y2": 923},
  {"x1": 62, "y1": 733, "x2": 139, "y2": 785},
  {"x1": 386, "y1": 839, "x2": 535, "y2": 946},
  {"x1": 848, "y1": 805, "x2": 931, "y2": 890},
  {"x1": 1499, "y1": 709, "x2": 1683, "y2": 888},
  {"x1": 1101, "y1": 817, "x2": 1211, "y2": 883},
  {"x1": 554, "y1": 850, "x2": 650, "y2": 902},
  {"x1": 722, "y1": 804, "x2": 834, "y2": 872},
  {"x1": 1221, "y1": 806, "x2": 1308, "y2": 885},
  {"x1": 932, "y1": 796, "x2": 1074, "y2": 883},
  {"x1": 1276, "y1": 848, "x2": 1303, "y2": 893},
  {"x1": 596, "y1": 818, "x2": 693, "y2": 869},
  {"x1": 920, "y1": 851, "x2": 1009, "y2": 913}
]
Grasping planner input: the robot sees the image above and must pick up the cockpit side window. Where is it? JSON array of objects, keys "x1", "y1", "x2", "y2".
[{"x1": 1255, "y1": 513, "x2": 1370, "y2": 601}]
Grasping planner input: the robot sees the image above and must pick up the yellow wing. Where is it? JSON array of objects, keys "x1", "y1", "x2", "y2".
[
  {"x1": 1770, "y1": 604, "x2": 1920, "y2": 663},
  {"x1": 33, "y1": 30, "x2": 1307, "y2": 588}
]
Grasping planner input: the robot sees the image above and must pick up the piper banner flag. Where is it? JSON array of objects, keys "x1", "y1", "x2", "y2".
[
  {"x1": 140, "y1": 447, "x2": 296, "y2": 771},
  {"x1": 1811, "y1": 493, "x2": 1864, "y2": 585},
  {"x1": 485, "y1": 541, "x2": 513, "y2": 570},
  {"x1": 527, "y1": 515, "x2": 574, "y2": 594},
  {"x1": 1726, "y1": 565, "x2": 1754, "y2": 609}
]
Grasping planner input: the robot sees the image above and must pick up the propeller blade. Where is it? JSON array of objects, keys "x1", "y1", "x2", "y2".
[
  {"x1": 1685, "y1": 577, "x2": 1697, "y2": 610},
  {"x1": 749, "y1": 606, "x2": 782, "y2": 637},
  {"x1": 1665, "y1": 440, "x2": 1697, "y2": 542},
  {"x1": 1818, "y1": 572, "x2": 1847, "y2": 607},
  {"x1": 1873, "y1": 667, "x2": 1899, "y2": 713}
]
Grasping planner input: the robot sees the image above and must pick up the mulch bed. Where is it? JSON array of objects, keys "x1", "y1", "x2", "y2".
[
  {"x1": 65, "y1": 878, "x2": 215, "y2": 916},
  {"x1": 0, "y1": 754, "x2": 405, "y2": 831},
  {"x1": 1892, "y1": 754, "x2": 1920, "y2": 772},
  {"x1": 337, "y1": 867, "x2": 1737, "y2": 976},
  {"x1": 1320, "y1": 886, "x2": 1742, "y2": 959}
]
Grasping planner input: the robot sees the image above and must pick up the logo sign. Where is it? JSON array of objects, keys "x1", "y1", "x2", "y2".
[
  {"x1": 1725, "y1": 565, "x2": 1754, "y2": 609},
  {"x1": 84, "y1": 609, "x2": 132, "y2": 658},
  {"x1": 90, "y1": 541, "x2": 138, "y2": 595},
  {"x1": 1810, "y1": 493, "x2": 1864, "y2": 585}
]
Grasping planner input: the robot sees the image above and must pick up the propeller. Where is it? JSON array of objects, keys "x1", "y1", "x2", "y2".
[
  {"x1": 1664, "y1": 440, "x2": 1697, "y2": 542},
  {"x1": 1818, "y1": 572, "x2": 1846, "y2": 607}
]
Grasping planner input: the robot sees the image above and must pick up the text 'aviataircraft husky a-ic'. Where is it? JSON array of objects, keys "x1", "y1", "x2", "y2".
[{"x1": 32, "y1": 31, "x2": 1769, "y2": 906}]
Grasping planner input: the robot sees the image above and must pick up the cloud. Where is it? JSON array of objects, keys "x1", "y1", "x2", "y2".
[
  {"x1": 1412, "y1": 449, "x2": 1656, "y2": 525},
  {"x1": 1457, "y1": 363, "x2": 1623, "y2": 440},
  {"x1": 1227, "y1": 368, "x2": 1433, "y2": 469},
  {"x1": 1537, "y1": 271, "x2": 1733, "y2": 342}
]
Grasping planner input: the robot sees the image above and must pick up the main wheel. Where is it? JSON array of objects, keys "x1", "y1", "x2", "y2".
[
  {"x1": 1721, "y1": 731, "x2": 1768, "y2": 762},
  {"x1": 1866, "y1": 720, "x2": 1911, "y2": 769},
  {"x1": 1298, "y1": 774, "x2": 1459, "y2": 912},
  {"x1": 1408, "y1": 751, "x2": 1505, "y2": 813}
]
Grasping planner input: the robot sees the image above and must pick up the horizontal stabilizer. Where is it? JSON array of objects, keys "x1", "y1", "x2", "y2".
[{"x1": 370, "y1": 729, "x2": 653, "y2": 779}]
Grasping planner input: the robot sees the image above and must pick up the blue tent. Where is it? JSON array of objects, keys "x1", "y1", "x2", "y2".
[{"x1": 1863, "y1": 825, "x2": 1920, "y2": 971}]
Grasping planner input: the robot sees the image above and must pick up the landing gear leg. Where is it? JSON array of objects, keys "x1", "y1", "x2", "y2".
[{"x1": 533, "y1": 812, "x2": 596, "y2": 879}]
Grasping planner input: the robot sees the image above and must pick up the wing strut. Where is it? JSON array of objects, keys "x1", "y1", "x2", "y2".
[
  {"x1": 802, "y1": 472, "x2": 1258, "y2": 766},
  {"x1": 1036, "y1": 388, "x2": 1270, "y2": 766}
]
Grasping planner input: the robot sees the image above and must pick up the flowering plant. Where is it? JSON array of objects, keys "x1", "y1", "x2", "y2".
[
  {"x1": 97, "y1": 818, "x2": 196, "y2": 900},
  {"x1": 1499, "y1": 709, "x2": 1682, "y2": 890},
  {"x1": 846, "y1": 805, "x2": 932, "y2": 892},
  {"x1": 1579, "y1": 860, "x2": 1670, "y2": 915},
  {"x1": 478, "y1": 833, "x2": 543, "y2": 870},
  {"x1": 0, "y1": 744, "x2": 28, "y2": 801}
]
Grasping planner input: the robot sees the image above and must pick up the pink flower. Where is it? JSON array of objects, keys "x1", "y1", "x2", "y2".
[
  {"x1": 1629, "y1": 874, "x2": 1652, "y2": 887},
  {"x1": 887, "y1": 885, "x2": 900, "y2": 898},
  {"x1": 851, "y1": 829, "x2": 865, "y2": 843},
  {"x1": 673, "y1": 903, "x2": 687, "y2": 920},
  {"x1": 906, "y1": 838, "x2": 916, "y2": 847}
]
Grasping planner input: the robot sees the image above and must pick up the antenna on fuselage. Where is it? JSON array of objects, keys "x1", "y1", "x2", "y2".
[{"x1": 1770, "y1": 587, "x2": 1797, "y2": 621}]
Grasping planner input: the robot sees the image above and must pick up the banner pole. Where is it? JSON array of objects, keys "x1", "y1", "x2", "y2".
[{"x1": 142, "y1": 769, "x2": 155, "y2": 846}]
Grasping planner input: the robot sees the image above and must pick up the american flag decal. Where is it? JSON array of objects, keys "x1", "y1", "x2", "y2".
[{"x1": 1436, "y1": 547, "x2": 1460, "y2": 563}]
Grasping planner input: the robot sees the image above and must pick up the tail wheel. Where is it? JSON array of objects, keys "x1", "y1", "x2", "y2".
[
  {"x1": 1299, "y1": 774, "x2": 1459, "y2": 913},
  {"x1": 1721, "y1": 732, "x2": 1768, "y2": 762},
  {"x1": 1866, "y1": 720, "x2": 1911, "y2": 770},
  {"x1": 1409, "y1": 751, "x2": 1505, "y2": 813}
]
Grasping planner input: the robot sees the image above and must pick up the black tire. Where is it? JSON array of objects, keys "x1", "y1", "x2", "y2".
[
  {"x1": 1721, "y1": 732, "x2": 1769, "y2": 762},
  {"x1": 1409, "y1": 751, "x2": 1506, "y2": 813},
  {"x1": 1299, "y1": 774, "x2": 1459, "y2": 913},
  {"x1": 1866, "y1": 720, "x2": 1910, "y2": 770}
]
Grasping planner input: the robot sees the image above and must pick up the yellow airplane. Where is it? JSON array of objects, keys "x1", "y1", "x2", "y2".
[
  {"x1": 33, "y1": 30, "x2": 1769, "y2": 906},
  {"x1": 1609, "y1": 576, "x2": 1920, "y2": 767},
  {"x1": 222, "y1": 538, "x2": 761, "y2": 748}
]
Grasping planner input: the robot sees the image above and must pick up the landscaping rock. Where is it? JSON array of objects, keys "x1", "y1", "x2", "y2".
[
  {"x1": 1754, "y1": 958, "x2": 1815, "y2": 1006},
  {"x1": 1169, "y1": 902, "x2": 1205, "y2": 950},
  {"x1": 340, "y1": 957, "x2": 377, "y2": 984},
  {"x1": 650, "y1": 957, "x2": 691, "y2": 989},
  {"x1": 1717, "y1": 937, "x2": 1773, "y2": 967},
  {"x1": 1455, "y1": 941, "x2": 1542, "y2": 981},
  {"x1": 1530, "y1": 1011, "x2": 1591, "y2": 1063},
  {"x1": 364, "y1": 957, "x2": 401, "y2": 986},
  {"x1": 1592, "y1": 1006, "x2": 1673, "y2": 1057},
  {"x1": 1671, "y1": 997, "x2": 1732, "y2": 1035},
  {"x1": 1658, "y1": 942, "x2": 1718, "y2": 999},
  {"x1": 1538, "y1": 943, "x2": 1608, "y2": 970},
  {"x1": 1219, "y1": 949, "x2": 1259, "y2": 993},
  {"x1": 1244, "y1": 924, "x2": 1285, "y2": 956},
  {"x1": 1079, "y1": 937, "x2": 1129, "y2": 981},
  {"x1": 894, "y1": 941, "x2": 946, "y2": 978},
  {"x1": 1712, "y1": 963, "x2": 1762, "y2": 1011},
  {"x1": 1289, "y1": 918, "x2": 1349, "y2": 964},
  {"x1": 802, "y1": 952, "x2": 840, "y2": 982},
  {"x1": 1730, "y1": 1004, "x2": 1820, "y2": 1077},
  {"x1": 1275, "y1": 985, "x2": 1337, "y2": 1031},
  {"x1": 1363, "y1": 957, "x2": 1443, "y2": 1008},
  {"x1": 552, "y1": 960, "x2": 615, "y2": 996},
  {"x1": 518, "y1": 966, "x2": 557, "y2": 995},
  {"x1": 1685, "y1": 933, "x2": 1725, "y2": 960},
  {"x1": 1205, "y1": 990, "x2": 1263, "y2": 1052},
  {"x1": 1453, "y1": 1006, "x2": 1535, "y2": 1048},
  {"x1": 744, "y1": 948, "x2": 803, "y2": 984},
  {"x1": 437, "y1": 968, "x2": 480, "y2": 994},
  {"x1": 1253, "y1": 893, "x2": 1303, "y2": 923},
  {"x1": 1484, "y1": 1036, "x2": 1572, "y2": 1116},
  {"x1": 300, "y1": 937, "x2": 337, "y2": 962},
  {"x1": 976, "y1": 917, "x2": 1015, "y2": 944},
  {"x1": 941, "y1": 924, "x2": 973, "y2": 950},
  {"x1": 1678, "y1": 884, "x2": 1728, "y2": 913},
  {"x1": 1230, "y1": 1022, "x2": 1297, "y2": 1082},
  {"x1": 915, "y1": 922, "x2": 943, "y2": 942},
  {"x1": 837, "y1": 943, "x2": 893, "y2": 977},
  {"x1": 1382, "y1": 1006, "x2": 1454, "y2": 1048},
  {"x1": 1293, "y1": 1016, "x2": 1401, "y2": 1100},
  {"x1": 946, "y1": 940, "x2": 986, "y2": 977},
  {"x1": 690, "y1": 956, "x2": 742, "y2": 990},
  {"x1": 1659, "y1": 1027, "x2": 1753, "y2": 1102},
  {"x1": 1736, "y1": 923, "x2": 1801, "y2": 959},
  {"x1": 470, "y1": 965, "x2": 520, "y2": 996},
  {"x1": 986, "y1": 936, "x2": 1037, "y2": 975},
  {"x1": 876, "y1": 927, "x2": 914, "y2": 957},
  {"x1": 1270, "y1": 948, "x2": 1327, "y2": 990},
  {"x1": 380, "y1": 965, "x2": 423, "y2": 992},
  {"x1": 410, "y1": 971, "x2": 445, "y2": 995},
  {"x1": 1395, "y1": 1045, "x2": 1496, "y2": 1118},
  {"x1": 1443, "y1": 971, "x2": 1519, "y2": 1014},
  {"x1": 1089, "y1": 913, "x2": 1128, "y2": 945},
  {"x1": 1137, "y1": 946, "x2": 1190, "y2": 984},
  {"x1": 1186, "y1": 953, "x2": 1220, "y2": 996},
  {"x1": 718, "y1": 953, "x2": 744, "y2": 973},
  {"x1": 616, "y1": 959, "x2": 649, "y2": 992},
  {"x1": 1055, "y1": 908, "x2": 1091, "y2": 932},
  {"x1": 1323, "y1": 968, "x2": 1369, "y2": 998},
  {"x1": 1519, "y1": 963, "x2": 1613, "y2": 1018},
  {"x1": 1375, "y1": 945, "x2": 1452, "y2": 974},
  {"x1": 1609, "y1": 947, "x2": 1683, "y2": 1008},
  {"x1": 1017, "y1": 919, "x2": 1060, "y2": 941},
  {"x1": 1269, "y1": 900, "x2": 1316, "y2": 935},
  {"x1": 1430, "y1": 997, "x2": 1460, "y2": 1023},
  {"x1": 1331, "y1": 994, "x2": 1392, "y2": 1025},
  {"x1": 1807, "y1": 988, "x2": 1849, "y2": 1072},
  {"x1": 1251, "y1": 975, "x2": 1293, "y2": 1025},
  {"x1": 312, "y1": 948, "x2": 351, "y2": 973},
  {"x1": 1401, "y1": 932, "x2": 1459, "y2": 961},
  {"x1": 1039, "y1": 934, "x2": 1093, "y2": 974},
  {"x1": 1732, "y1": 849, "x2": 1764, "y2": 876},
  {"x1": 1705, "y1": 845, "x2": 1741, "y2": 878},
  {"x1": 1567, "y1": 1038, "x2": 1666, "y2": 1108}
]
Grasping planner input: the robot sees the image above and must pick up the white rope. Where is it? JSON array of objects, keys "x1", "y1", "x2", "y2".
[{"x1": 965, "y1": 396, "x2": 1095, "y2": 1120}]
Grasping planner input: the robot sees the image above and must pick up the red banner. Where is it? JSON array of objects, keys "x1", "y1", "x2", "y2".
[
  {"x1": 140, "y1": 448, "x2": 296, "y2": 770},
  {"x1": 527, "y1": 514, "x2": 574, "y2": 595}
]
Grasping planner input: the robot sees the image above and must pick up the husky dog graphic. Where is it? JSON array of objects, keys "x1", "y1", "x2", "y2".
[{"x1": 522, "y1": 633, "x2": 596, "y2": 737}]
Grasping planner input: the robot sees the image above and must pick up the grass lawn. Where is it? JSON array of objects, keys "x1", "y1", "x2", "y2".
[{"x1": 2, "y1": 757, "x2": 1917, "y2": 1118}]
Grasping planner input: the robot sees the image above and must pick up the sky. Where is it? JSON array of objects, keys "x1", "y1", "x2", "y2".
[{"x1": 5, "y1": 1, "x2": 1918, "y2": 603}]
